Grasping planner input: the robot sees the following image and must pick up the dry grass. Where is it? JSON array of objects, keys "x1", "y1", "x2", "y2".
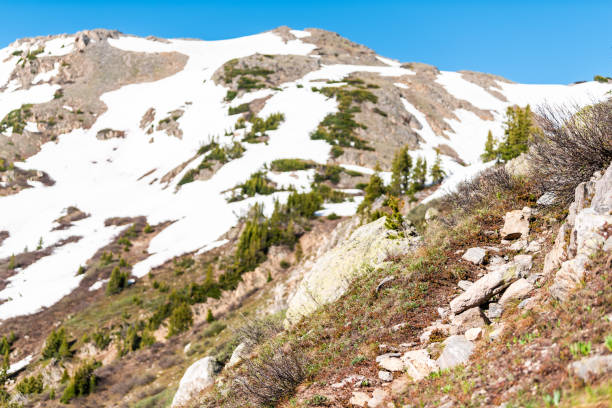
[{"x1": 395, "y1": 249, "x2": 612, "y2": 407}]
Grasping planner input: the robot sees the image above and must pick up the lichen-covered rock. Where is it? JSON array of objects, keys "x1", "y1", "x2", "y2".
[
  {"x1": 437, "y1": 335, "x2": 474, "y2": 370},
  {"x1": 171, "y1": 357, "x2": 217, "y2": 407},
  {"x1": 285, "y1": 217, "x2": 415, "y2": 324}
]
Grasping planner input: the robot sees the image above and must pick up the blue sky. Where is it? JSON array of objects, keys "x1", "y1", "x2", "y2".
[{"x1": 1, "y1": 0, "x2": 610, "y2": 84}]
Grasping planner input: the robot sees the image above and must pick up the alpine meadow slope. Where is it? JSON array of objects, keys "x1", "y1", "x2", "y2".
[{"x1": 0, "y1": 26, "x2": 610, "y2": 407}]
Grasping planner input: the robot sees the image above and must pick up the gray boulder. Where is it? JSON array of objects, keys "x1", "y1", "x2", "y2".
[
  {"x1": 569, "y1": 355, "x2": 612, "y2": 382},
  {"x1": 437, "y1": 335, "x2": 474, "y2": 370},
  {"x1": 499, "y1": 278, "x2": 533, "y2": 306},
  {"x1": 171, "y1": 356, "x2": 217, "y2": 407},
  {"x1": 462, "y1": 247, "x2": 487, "y2": 265},
  {"x1": 286, "y1": 217, "x2": 415, "y2": 324},
  {"x1": 449, "y1": 264, "x2": 518, "y2": 314},
  {"x1": 450, "y1": 307, "x2": 486, "y2": 335}
]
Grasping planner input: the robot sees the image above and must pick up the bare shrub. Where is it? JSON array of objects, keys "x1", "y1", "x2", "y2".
[
  {"x1": 233, "y1": 314, "x2": 283, "y2": 347},
  {"x1": 530, "y1": 102, "x2": 612, "y2": 204},
  {"x1": 233, "y1": 345, "x2": 306, "y2": 406},
  {"x1": 441, "y1": 165, "x2": 519, "y2": 212},
  {"x1": 110, "y1": 373, "x2": 155, "y2": 395},
  {"x1": 157, "y1": 353, "x2": 183, "y2": 369}
]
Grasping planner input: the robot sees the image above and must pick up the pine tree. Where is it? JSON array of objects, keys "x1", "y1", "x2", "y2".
[
  {"x1": 390, "y1": 145, "x2": 412, "y2": 195},
  {"x1": 411, "y1": 156, "x2": 427, "y2": 192},
  {"x1": 481, "y1": 130, "x2": 498, "y2": 162},
  {"x1": 429, "y1": 153, "x2": 446, "y2": 184},
  {"x1": 497, "y1": 105, "x2": 533, "y2": 162},
  {"x1": 7, "y1": 255, "x2": 15, "y2": 270},
  {"x1": 206, "y1": 309, "x2": 214, "y2": 323},
  {"x1": 167, "y1": 303, "x2": 193, "y2": 337},
  {"x1": 204, "y1": 264, "x2": 214, "y2": 287},
  {"x1": 358, "y1": 172, "x2": 386, "y2": 212},
  {"x1": 42, "y1": 328, "x2": 72, "y2": 360},
  {"x1": 106, "y1": 266, "x2": 127, "y2": 296},
  {"x1": 384, "y1": 196, "x2": 406, "y2": 238},
  {"x1": 58, "y1": 334, "x2": 71, "y2": 359}
]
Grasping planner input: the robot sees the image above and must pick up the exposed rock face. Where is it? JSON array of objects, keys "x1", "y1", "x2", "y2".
[
  {"x1": 212, "y1": 53, "x2": 320, "y2": 96},
  {"x1": 549, "y1": 163, "x2": 612, "y2": 300},
  {"x1": 0, "y1": 33, "x2": 188, "y2": 174},
  {"x1": 301, "y1": 28, "x2": 385, "y2": 66},
  {"x1": 285, "y1": 216, "x2": 416, "y2": 324},
  {"x1": 96, "y1": 128, "x2": 125, "y2": 140},
  {"x1": 171, "y1": 356, "x2": 217, "y2": 407}
]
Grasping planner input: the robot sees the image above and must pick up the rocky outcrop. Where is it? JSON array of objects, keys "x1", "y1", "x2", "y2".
[
  {"x1": 285, "y1": 216, "x2": 416, "y2": 324},
  {"x1": 548, "y1": 163, "x2": 612, "y2": 300},
  {"x1": 171, "y1": 357, "x2": 217, "y2": 407}
]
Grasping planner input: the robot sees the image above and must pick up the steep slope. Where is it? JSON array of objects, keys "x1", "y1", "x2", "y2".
[{"x1": 0, "y1": 26, "x2": 610, "y2": 407}]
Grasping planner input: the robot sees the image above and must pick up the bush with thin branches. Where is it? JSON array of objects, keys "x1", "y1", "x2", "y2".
[
  {"x1": 441, "y1": 165, "x2": 520, "y2": 213},
  {"x1": 233, "y1": 344, "x2": 306, "y2": 406},
  {"x1": 529, "y1": 102, "x2": 612, "y2": 204},
  {"x1": 233, "y1": 315, "x2": 283, "y2": 347}
]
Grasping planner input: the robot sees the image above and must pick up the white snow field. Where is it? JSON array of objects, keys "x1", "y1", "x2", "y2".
[{"x1": 0, "y1": 29, "x2": 611, "y2": 320}]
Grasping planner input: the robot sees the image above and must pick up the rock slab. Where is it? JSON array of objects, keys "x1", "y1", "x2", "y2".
[
  {"x1": 171, "y1": 356, "x2": 217, "y2": 407},
  {"x1": 437, "y1": 335, "x2": 474, "y2": 370}
]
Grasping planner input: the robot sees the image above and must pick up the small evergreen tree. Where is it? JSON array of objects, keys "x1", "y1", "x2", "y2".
[
  {"x1": 7, "y1": 255, "x2": 15, "y2": 270},
  {"x1": 42, "y1": 328, "x2": 72, "y2": 360},
  {"x1": 497, "y1": 105, "x2": 533, "y2": 162},
  {"x1": 384, "y1": 196, "x2": 406, "y2": 238},
  {"x1": 390, "y1": 146, "x2": 412, "y2": 195},
  {"x1": 204, "y1": 264, "x2": 214, "y2": 286},
  {"x1": 429, "y1": 153, "x2": 446, "y2": 184},
  {"x1": 167, "y1": 302, "x2": 193, "y2": 337},
  {"x1": 358, "y1": 172, "x2": 386, "y2": 212},
  {"x1": 481, "y1": 130, "x2": 498, "y2": 162},
  {"x1": 411, "y1": 156, "x2": 427, "y2": 192},
  {"x1": 206, "y1": 309, "x2": 214, "y2": 323},
  {"x1": 106, "y1": 266, "x2": 127, "y2": 296},
  {"x1": 60, "y1": 361, "x2": 99, "y2": 403},
  {"x1": 121, "y1": 325, "x2": 141, "y2": 355}
]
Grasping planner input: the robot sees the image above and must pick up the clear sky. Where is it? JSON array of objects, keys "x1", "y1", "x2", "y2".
[{"x1": 1, "y1": 0, "x2": 610, "y2": 84}]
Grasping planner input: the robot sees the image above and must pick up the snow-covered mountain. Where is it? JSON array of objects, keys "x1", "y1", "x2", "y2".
[{"x1": 0, "y1": 27, "x2": 610, "y2": 322}]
